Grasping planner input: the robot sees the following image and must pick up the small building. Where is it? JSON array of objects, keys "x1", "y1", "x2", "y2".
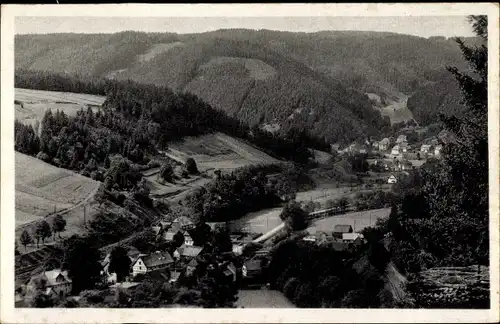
[
  {"x1": 342, "y1": 233, "x2": 365, "y2": 246},
  {"x1": 302, "y1": 235, "x2": 317, "y2": 242},
  {"x1": 173, "y1": 216, "x2": 195, "y2": 231},
  {"x1": 388, "y1": 175, "x2": 397, "y2": 184},
  {"x1": 242, "y1": 259, "x2": 263, "y2": 278},
  {"x1": 163, "y1": 230, "x2": 177, "y2": 242},
  {"x1": 396, "y1": 135, "x2": 407, "y2": 144},
  {"x1": 184, "y1": 233, "x2": 194, "y2": 246},
  {"x1": 232, "y1": 243, "x2": 244, "y2": 256},
  {"x1": 185, "y1": 258, "x2": 199, "y2": 277},
  {"x1": 27, "y1": 269, "x2": 72, "y2": 299},
  {"x1": 378, "y1": 138, "x2": 391, "y2": 151},
  {"x1": 173, "y1": 245, "x2": 203, "y2": 260},
  {"x1": 132, "y1": 251, "x2": 174, "y2": 277},
  {"x1": 333, "y1": 224, "x2": 353, "y2": 239},
  {"x1": 391, "y1": 145, "x2": 400, "y2": 156},
  {"x1": 420, "y1": 144, "x2": 432, "y2": 154}
]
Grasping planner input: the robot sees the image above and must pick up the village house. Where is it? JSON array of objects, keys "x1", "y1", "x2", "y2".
[
  {"x1": 169, "y1": 270, "x2": 182, "y2": 284},
  {"x1": 26, "y1": 269, "x2": 72, "y2": 299},
  {"x1": 131, "y1": 251, "x2": 174, "y2": 277},
  {"x1": 391, "y1": 145, "x2": 400, "y2": 156},
  {"x1": 302, "y1": 235, "x2": 317, "y2": 242},
  {"x1": 387, "y1": 175, "x2": 397, "y2": 184},
  {"x1": 173, "y1": 245, "x2": 203, "y2": 260},
  {"x1": 434, "y1": 144, "x2": 443, "y2": 157},
  {"x1": 378, "y1": 138, "x2": 391, "y2": 151},
  {"x1": 332, "y1": 224, "x2": 353, "y2": 239},
  {"x1": 420, "y1": 144, "x2": 432, "y2": 154},
  {"x1": 184, "y1": 232, "x2": 194, "y2": 246},
  {"x1": 342, "y1": 233, "x2": 365, "y2": 246},
  {"x1": 185, "y1": 258, "x2": 199, "y2": 277},
  {"x1": 396, "y1": 134, "x2": 407, "y2": 144},
  {"x1": 172, "y1": 216, "x2": 195, "y2": 231}
]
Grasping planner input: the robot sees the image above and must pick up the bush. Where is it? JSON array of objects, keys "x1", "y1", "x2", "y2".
[{"x1": 185, "y1": 158, "x2": 198, "y2": 174}]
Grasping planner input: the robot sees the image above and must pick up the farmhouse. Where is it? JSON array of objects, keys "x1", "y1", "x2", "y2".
[
  {"x1": 333, "y1": 224, "x2": 353, "y2": 239},
  {"x1": 388, "y1": 175, "x2": 397, "y2": 184},
  {"x1": 132, "y1": 251, "x2": 174, "y2": 277},
  {"x1": 172, "y1": 216, "x2": 195, "y2": 231},
  {"x1": 27, "y1": 269, "x2": 72, "y2": 298}
]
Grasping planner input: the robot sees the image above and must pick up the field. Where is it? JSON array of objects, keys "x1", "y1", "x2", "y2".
[
  {"x1": 167, "y1": 132, "x2": 279, "y2": 172},
  {"x1": 228, "y1": 207, "x2": 283, "y2": 234},
  {"x1": 15, "y1": 152, "x2": 100, "y2": 227},
  {"x1": 15, "y1": 88, "x2": 106, "y2": 130},
  {"x1": 307, "y1": 207, "x2": 391, "y2": 234}
]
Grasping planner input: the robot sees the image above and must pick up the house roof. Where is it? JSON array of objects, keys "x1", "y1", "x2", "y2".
[
  {"x1": 333, "y1": 225, "x2": 353, "y2": 233},
  {"x1": 44, "y1": 269, "x2": 71, "y2": 286},
  {"x1": 173, "y1": 216, "x2": 194, "y2": 228},
  {"x1": 138, "y1": 251, "x2": 174, "y2": 268},
  {"x1": 187, "y1": 258, "x2": 199, "y2": 267},
  {"x1": 152, "y1": 226, "x2": 162, "y2": 236},
  {"x1": 380, "y1": 138, "x2": 390, "y2": 144},
  {"x1": 176, "y1": 246, "x2": 203, "y2": 258},
  {"x1": 169, "y1": 271, "x2": 181, "y2": 282},
  {"x1": 342, "y1": 233, "x2": 364, "y2": 241},
  {"x1": 420, "y1": 144, "x2": 432, "y2": 149},
  {"x1": 164, "y1": 231, "x2": 176, "y2": 241}
]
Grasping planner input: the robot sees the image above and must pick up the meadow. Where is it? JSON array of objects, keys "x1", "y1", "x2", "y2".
[{"x1": 15, "y1": 152, "x2": 100, "y2": 227}]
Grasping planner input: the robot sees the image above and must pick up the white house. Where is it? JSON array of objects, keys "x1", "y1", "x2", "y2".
[
  {"x1": 391, "y1": 145, "x2": 400, "y2": 156},
  {"x1": 132, "y1": 251, "x2": 174, "y2": 277},
  {"x1": 342, "y1": 233, "x2": 364, "y2": 245},
  {"x1": 388, "y1": 175, "x2": 397, "y2": 184},
  {"x1": 302, "y1": 235, "x2": 317, "y2": 242},
  {"x1": 173, "y1": 245, "x2": 203, "y2": 260},
  {"x1": 378, "y1": 138, "x2": 391, "y2": 151},
  {"x1": 27, "y1": 269, "x2": 72, "y2": 299},
  {"x1": 396, "y1": 135, "x2": 407, "y2": 144},
  {"x1": 420, "y1": 144, "x2": 432, "y2": 154},
  {"x1": 184, "y1": 233, "x2": 194, "y2": 246}
]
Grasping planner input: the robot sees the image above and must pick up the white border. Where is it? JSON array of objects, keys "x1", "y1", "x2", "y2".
[{"x1": 1, "y1": 3, "x2": 499, "y2": 323}]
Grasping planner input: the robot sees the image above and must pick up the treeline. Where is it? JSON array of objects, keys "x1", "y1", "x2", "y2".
[
  {"x1": 264, "y1": 238, "x2": 392, "y2": 308},
  {"x1": 15, "y1": 69, "x2": 328, "y2": 164}
]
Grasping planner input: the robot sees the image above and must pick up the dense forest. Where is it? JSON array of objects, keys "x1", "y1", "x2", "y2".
[{"x1": 15, "y1": 70, "x2": 331, "y2": 170}]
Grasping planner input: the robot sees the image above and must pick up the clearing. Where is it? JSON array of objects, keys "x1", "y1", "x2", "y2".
[
  {"x1": 15, "y1": 152, "x2": 100, "y2": 228},
  {"x1": 15, "y1": 88, "x2": 106, "y2": 131},
  {"x1": 166, "y1": 132, "x2": 279, "y2": 173}
]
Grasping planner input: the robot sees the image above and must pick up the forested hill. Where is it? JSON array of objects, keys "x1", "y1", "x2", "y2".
[{"x1": 15, "y1": 30, "x2": 479, "y2": 138}]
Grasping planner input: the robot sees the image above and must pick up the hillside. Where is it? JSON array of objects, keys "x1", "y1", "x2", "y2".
[{"x1": 15, "y1": 30, "x2": 478, "y2": 140}]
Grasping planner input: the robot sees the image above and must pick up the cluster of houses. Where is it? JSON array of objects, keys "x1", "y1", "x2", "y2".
[
  {"x1": 302, "y1": 224, "x2": 365, "y2": 250},
  {"x1": 331, "y1": 134, "x2": 444, "y2": 160}
]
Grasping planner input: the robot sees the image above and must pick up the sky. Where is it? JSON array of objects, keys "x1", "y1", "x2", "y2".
[{"x1": 14, "y1": 16, "x2": 475, "y2": 38}]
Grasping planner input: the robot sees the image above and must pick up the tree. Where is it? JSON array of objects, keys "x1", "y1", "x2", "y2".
[
  {"x1": 62, "y1": 235, "x2": 102, "y2": 294},
  {"x1": 159, "y1": 162, "x2": 174, "y2": 182},
  {"x1": 35, "y1": 220, "x2": 52, "y2": 246},
  {"x1": 185, "y1": 157, "x2": 198, "y2": 174},
  {"x1": 280, "y1": 200, "x2": 308, "y2": 231},
  {"x1": 419, "y1": 15, "x2": 489, "y2": 266},
  {"x1": 20, "y1": 229, "x2": 34, "y2": 252},
  {"x1": 173, "y1": 231, "x2": 185, "y2": 248},
  {"x1": 212, "y1": 226, "x2": 232, "y2": 253},
  {"x1": 336, "y1": 197, "x2": 349, "y2": 214},
  {"x1": 52, "y1": 214, "x2": 67, "y2": 240},
  {"x1": 109, "y1": 246, "x2": 132, "y2": 283}
]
